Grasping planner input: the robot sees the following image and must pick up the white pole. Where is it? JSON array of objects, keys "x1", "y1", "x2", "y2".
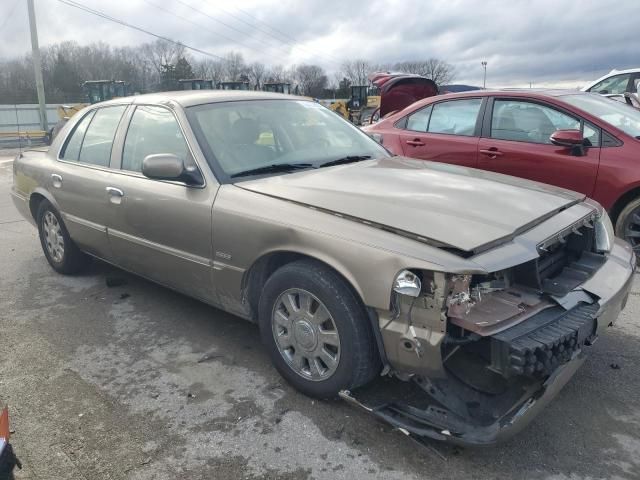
[{"x1": 27, "y1": 0, "x2": 48, "y2": 131}]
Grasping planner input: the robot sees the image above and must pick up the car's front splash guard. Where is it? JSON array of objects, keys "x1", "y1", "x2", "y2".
[{"x1": 339, "y1": 352, "x2": 586, "y2": 447}]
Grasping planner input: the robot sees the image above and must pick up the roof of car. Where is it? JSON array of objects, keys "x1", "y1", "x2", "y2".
[
  {"x1": 373, "y1": 89, "x2": 597, "y2": 122},
  {"x1": 100, "y1": 90, "x2": 306, "y2": 108},
  {"x1": 437, "y1": 88, "x2": 585, "y2": 98},
  {"x1": 581, "y1": 67, "x2": 640, "y2": 91}
]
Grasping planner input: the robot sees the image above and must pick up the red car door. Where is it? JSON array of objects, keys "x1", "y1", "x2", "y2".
[
  {"x1": 477, "y1": 98, "x2": 600, "y2": 196},
  {"x1": 398, "y1": 98, "x2": 484, "y2": 167}
]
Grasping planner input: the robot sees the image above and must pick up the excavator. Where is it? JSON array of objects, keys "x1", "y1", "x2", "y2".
[
  {"x1": 218, "y1": 81, "x2": 250, "y2": 90},
  {"x1": 329, "y1": 72, "x2": 439, "y2": 125},
  {"x1": 263, "y1": 82, "x2": 291, "y2": 94},
  {"x1": 178, "y1": 79, "x2": 214, "y2": 90},
  {"x1": 328, "y1": 84, "x2": 380, "y2": 125},
  {"x1": 83, "y1": 80, "x2": 131, "y2": 103}
]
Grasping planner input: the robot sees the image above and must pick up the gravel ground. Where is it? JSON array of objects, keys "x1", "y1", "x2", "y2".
[{"x1": 1, "y1": 153, "x2": 639, "y2": 480}]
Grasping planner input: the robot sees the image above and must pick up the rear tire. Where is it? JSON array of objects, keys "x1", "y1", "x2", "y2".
[
  {"x1": 36, "y1": 200, "x2": 89, "y2": 274},
  {"x1": 258, "y1": 259, "x2": 380, "y2": 398},
  {"x1": 615, "y1": 197, "x2": 640, "y2": 263}
]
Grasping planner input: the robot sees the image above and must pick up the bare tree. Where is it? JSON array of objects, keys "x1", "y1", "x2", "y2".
[
  {"x1": 265, "y1": 64, "x2": 287, "y2": 83},
  {"x1": 193, "y1": 59, "x2": 224, "y2": 85},
  {"x1": 340, "y1": 59, "x2": 371, "y2": 85},
  {"x1": 393, "y1": 58, "x2": 455, "y2": 85},
  {"x1": 141, "y1": 39, "x2": 186, "y2": 75},
  {"x1": 222, "y1": 51, "x2": 246, "y2": 81},
  {"x1": 294, "y1": 64, "x2": 328, "y2": 98},
  {"x1": 247, "y1": 61, "x2": 266, "y2": 90}
]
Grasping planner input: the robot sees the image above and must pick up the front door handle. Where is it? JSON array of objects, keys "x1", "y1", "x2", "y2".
[
  {"x1": 106, "y1": 187, "x2": 124, "y2": 196},
  {"x1": 51, "y1": 174, "x2": 63, "y2": 188},
  {"x1": 406, "y1": 139, "x2": 425, "y2": 147},
  {"x1": 479, "y1": 148, "x2": 504, "y2": 158},
  {"x1": 106, "y1": 186, "x2": 124, "y2": 205}
]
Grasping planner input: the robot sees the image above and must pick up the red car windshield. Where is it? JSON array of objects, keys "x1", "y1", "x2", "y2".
[{"x1": 563, "y1": 93, "x2": 640, "y2": 138}]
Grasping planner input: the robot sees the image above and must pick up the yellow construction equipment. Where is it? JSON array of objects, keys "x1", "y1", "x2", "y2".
[{"x1": 328, "y1": 85, "x2": 381, "y2": 125}]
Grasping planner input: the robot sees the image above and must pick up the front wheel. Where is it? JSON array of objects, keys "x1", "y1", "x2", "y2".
[{"x1": 258, "y1": 260, "x2": 380, "y2": 398}]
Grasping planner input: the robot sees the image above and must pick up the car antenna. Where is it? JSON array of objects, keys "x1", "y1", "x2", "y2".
[{"x1": 13, "y1": 103, "x2": 23, "y2": 156}]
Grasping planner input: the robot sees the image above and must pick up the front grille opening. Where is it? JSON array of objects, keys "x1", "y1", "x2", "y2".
[{"x1": 513, "y1": 223, "x2": 605, "y2": 296}]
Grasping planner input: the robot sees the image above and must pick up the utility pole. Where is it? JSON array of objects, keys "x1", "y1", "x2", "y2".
[
  {"x1": 27, "y1": 0, "x2": 48, "y2": 131},
  {"x1": 481, "y1": 61, "x2": 488, "y2": 89}
]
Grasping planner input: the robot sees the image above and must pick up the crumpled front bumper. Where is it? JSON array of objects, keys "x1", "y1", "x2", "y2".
[
  {"x1": 342, "y1": 238, "x2": 636, "y2": 447},
  {"x1": 342, "y1": 351, "x2": 587, "y2": 446}
]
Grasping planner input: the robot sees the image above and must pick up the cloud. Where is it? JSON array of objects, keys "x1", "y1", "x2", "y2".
[{"x1": 0, "y1": 0, "x2": 636, "y2": 87}]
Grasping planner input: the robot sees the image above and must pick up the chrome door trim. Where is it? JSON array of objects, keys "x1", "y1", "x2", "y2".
[
  {"x1": 108, "y1": 228, "x2": 212, "y2": 267},
  {"x1": 62, "y1": 212, "x2": 107, "y2": 232},
  {"x1": 212, "y1": 261, "x2": 244, "y2": 272}
]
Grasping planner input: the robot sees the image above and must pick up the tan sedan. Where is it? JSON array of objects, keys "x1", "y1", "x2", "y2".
[{"x1": 10, "y1": 91, "x2": 635, "y2": 445}]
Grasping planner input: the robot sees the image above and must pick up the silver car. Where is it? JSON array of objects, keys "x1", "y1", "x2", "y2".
[{"x1": 10, "y1": 91, "x2": 635, "y2": 445}]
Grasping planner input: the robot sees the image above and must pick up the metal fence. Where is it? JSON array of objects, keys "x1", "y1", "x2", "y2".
[
  {"x1": 0, "y1": 104, "x2": 61, "y2": 132},
  {"x1": 0, "y1": 104, "x2": 64, "y2": 148}
]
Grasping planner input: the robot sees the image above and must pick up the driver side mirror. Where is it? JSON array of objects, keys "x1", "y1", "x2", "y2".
[
  {"x1": 550, "y1": 129, "x2": 586, "y2": 156},
  {"x1": 142, "y1": 153, "x2": 203, "y2": 185}
]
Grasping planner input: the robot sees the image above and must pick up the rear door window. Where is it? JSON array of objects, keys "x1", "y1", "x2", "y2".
[
  {"x1": 427, "y1": 99, "x2": 482, "y2": 136},
  {"x1": 77, "y1": 106, "x2": 127, "y2": 167},
  {"x1": 60, "y1": 110, "x2": 96, "y2": 161},
  {"x1": 405, "y1": 106, "x2": 432, "y2": 132},
  {"x1": 121, "y1": 106, "x2": 190, "y2": 172}
]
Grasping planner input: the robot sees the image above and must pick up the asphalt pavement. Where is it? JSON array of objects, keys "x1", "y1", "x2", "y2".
[{"x1": 1, "y1": 151, "x2": 639, "y2": 480}]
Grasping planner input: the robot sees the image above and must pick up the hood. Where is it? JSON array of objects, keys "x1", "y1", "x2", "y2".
[{"x1": 237, "y1": 157, "x2": 584, "y2": 253}]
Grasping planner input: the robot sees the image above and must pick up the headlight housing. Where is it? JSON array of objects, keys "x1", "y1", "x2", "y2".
[
  {"x1": 594, "y1": 210, "x2": 614, "y2": 253},
  {"x1": 393, "y1": 270, "x2": 422, "y2": 297}
]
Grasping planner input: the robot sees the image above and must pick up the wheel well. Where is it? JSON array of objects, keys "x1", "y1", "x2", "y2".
[
  {"x1": 244, "y1": 252, "x2": 351, "y2": 317},
  {"x1": 243, "y1": 251, "x2": 387, "y2": 367},
  {"x1": 29, "y1": 193, "x2": 47, "y2": 221},
  {"x1": 610, "y1": 187, "x2": 640, "y2": 225}
]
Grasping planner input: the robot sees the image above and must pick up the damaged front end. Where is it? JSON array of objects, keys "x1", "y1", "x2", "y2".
[{"x1": 344, "y1": 211, "x2": 635, "y2": 446}]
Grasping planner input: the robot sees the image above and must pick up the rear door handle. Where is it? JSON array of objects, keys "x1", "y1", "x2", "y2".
[
  {"x1": 106, "y1": 186, "x2": 124, "y2": 204},
  {"x1": 51, "y1": 174, "x2": 63, "y2": 188},
  {"x1": 479, "y1": 148, "x2": 504, "y2": 158},
  {"x1": 406, "y1": 139, "x2": 425, "y2": 147}
]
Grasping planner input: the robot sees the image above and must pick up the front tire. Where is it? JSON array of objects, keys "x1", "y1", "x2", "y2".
[
  {"x1": 258, "y1": 260, "x2": 380, "y2": 399},
  {"x1": 36, "y1": 200, "x2": 89, "y2": 274}
]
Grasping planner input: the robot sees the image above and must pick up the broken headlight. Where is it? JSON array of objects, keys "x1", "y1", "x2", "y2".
[
  {"x1": 393, "y1": 270, "x2": 422, "y2": 297},
  {"x1": 594, "y1": 210, "x2": 614, "y2": 253}
]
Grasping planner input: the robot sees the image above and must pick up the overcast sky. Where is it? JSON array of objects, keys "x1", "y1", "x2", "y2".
[{"x1": 1, "y1": 0, "x2": 637, "y2": 87}]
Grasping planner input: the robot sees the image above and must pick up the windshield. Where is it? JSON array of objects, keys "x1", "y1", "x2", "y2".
[
  {"x1": 187, "y1": 99, "x2": 389, "y2": 180},
  {"x1": 563, "y1": 93, "x2": 640, "y2": 138}
]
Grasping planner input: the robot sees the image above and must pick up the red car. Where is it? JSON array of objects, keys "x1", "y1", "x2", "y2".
[{"x1": 363, "y1": 90, "x2": 640, "y2": 252}]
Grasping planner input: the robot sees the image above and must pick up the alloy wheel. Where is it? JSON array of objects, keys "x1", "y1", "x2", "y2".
[
  {"x1": 43, "y1": 211, "x2": 65, "y2": 263},
  {"x1": 271, "y1": 288, "x2": 341, "y2": 382}
]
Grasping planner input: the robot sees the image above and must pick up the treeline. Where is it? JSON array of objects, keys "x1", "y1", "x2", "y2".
[{"x1": 0, "y1": 39, "x2": 455, "y2": 103}]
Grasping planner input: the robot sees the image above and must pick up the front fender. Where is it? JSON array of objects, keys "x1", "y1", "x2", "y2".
[{"x1": 212, "y1": 185, "x2": 484, "y2": 313}]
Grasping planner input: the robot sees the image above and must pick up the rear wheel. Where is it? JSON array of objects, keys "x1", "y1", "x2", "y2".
[
  {"x1": 615, "y1": 198, "x2": 640, "y2": 262},
  {"x1": 37, "y1": 200, "x2": 89, "y2": 274},
  {"x1": 258, "y1": 260, "x2": 380, "y2": 398}
]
